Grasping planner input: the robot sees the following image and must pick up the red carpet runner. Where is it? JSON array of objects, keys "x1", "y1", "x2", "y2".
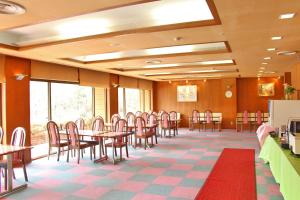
[{"x1": 195, "y1": 148, "x2": 257, "y2": 200}]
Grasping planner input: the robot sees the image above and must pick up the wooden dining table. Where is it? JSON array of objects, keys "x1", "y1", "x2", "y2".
[{"x1": 0, "y1": 145, "x2": 31, "y2": 198}]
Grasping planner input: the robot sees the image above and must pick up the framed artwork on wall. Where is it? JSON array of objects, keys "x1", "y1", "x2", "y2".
[
  {"x1": 258, "y1": 83, "x2": 275, "y2": 96},
  {"x1": 177, "y1": 85, "x2": 197, "y2": 102}
]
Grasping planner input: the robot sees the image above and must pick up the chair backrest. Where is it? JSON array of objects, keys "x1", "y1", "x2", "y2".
[
  {"x1": 92, "y1": 116, "x2": 105, "y2": 131},
  {"x1": 192, "y1": 110, "x2": 199, "y2": 123},
  {"x1": 126, "y1": 112, "x2": 135, "y2": 126},
  {"x1": 148, "y1": 113, "x2": 157, "y2": 126},
  {"x1": 65, "y1": 121, "x2": 80, "y2": 147},
  {"x1": 47, "y1": 121, "x2": 61, "y2": 145},
  {"x1": 152, "y1": 111, "x2": 158, "y2": 117},
  {"x1": 134, "y1": 116, "x2": 146, "y2": 135},
  {"x1": 169, "y1": 111, "x2": 177, "y2": 121},
  {"x1": 205, "y1": 110, "x2": 213, "y2": 123},
  {"x1": 0, "y1": 126, "x2": 3, "y2": 144},
  {"x1": 256, "y1": 110, "x2": 262, "y2": 125},
  {"x1": 249, "y1": 113, "x2": 256, "y2": 122},
  {"x1": 11, "y1": 127, "x2": 26, "y2": 146},
  {"x1": 114, "y1": 119, "x2": 128, "y2": 133},
  {"x1": 75, "y1": 118, "x2": 85, "y2": 130},
  {"x1": 161, "y1": 112, "x2": 170, "y2": 128},
  {"x1": 243, "y1": 110, "x2": 249, "y2": 124},
  {"x1": 212, "y1": 113, "x2": 222, "y2": 122},
  {"x1": 135, "y1": 111, "x2": 142, "y2": 117},
  {"x1": 141, "y1": 112, "x2": 149, "y2": 123},
  {"x1": 111, "y1": 114, "x2": 121, "y2": 127}
]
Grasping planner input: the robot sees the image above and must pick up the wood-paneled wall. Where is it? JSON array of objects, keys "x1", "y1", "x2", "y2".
[
  {"x1": 237, "y1": 77, "x2": 284, "y2": 112},
  {"x1": 153, "y1": 78, "x2": 237, "y2": 128},
  {"x1": 153, "y1": 77, "x2": 284, "y2": 129},
  {"x1": 4, "y1": 56, "x2": 31, "y2": 161}
]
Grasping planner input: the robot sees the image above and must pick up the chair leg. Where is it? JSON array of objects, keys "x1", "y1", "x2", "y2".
[
  {"x1": 4, "y1": 167, "x2": 7, "y2": 190},
  {"x1": 90, "y1": 147, "x2": 92, "y2": 160},
  {"x1": 144, "y1": 138, "x2": 147, "y2": 150},
  {"x1": 126, "y1": 145, "x2": 129, "y2": 158},
  {"x1": 81, "y1": 148, "x2": 84, "y2": 158},
  {"x1": 22, "y1": 163, "x2": 28, "y2": 182},
  {"x1": 120, "y1": 147, "x2": 122, "y2": 160},
  {"x1": 48, "y1": 146, "x2": 51, "y2": 160},
  {"x1": 57, "y1": 146, "x2": 60, "y2": 162},
  {"x1": 77, "y1": 149, "x2": 80, "y2": 164},
  {"x1": 114, "y1": 147, "x2": 117, "y2": 156},
  {"x1": 12, "y1": 169, "x2": 15, "y2": 179},
  {"x1": 67, "y1": 147, "x2": 70, "y2": 162},
  {"x1": 155, "y1": 135, "x2": 158, "y2": 144}
]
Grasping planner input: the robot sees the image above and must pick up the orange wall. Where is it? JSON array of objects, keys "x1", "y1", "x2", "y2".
[
  {"x1": 153, "y1": 78, "x2": 237, "y2": 128},
  {"x1": 237, "y1": 77, "x2": 284, "y2": 112},
  {"x1": 4, "y1": 56, "x2": 31, "y2": 157}
]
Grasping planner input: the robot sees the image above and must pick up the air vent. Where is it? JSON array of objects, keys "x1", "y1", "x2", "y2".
[
  {"x1": 0, "y1": 0, "x2": 26, "y2": 15},
  {"x1": 277, "y1": 51, "x2": 297, "y2": 56}
]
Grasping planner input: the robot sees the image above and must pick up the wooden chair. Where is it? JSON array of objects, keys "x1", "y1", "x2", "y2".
[
  {"x1": 263, "y1": 113, "x2": 269, "y2": 123},
  {"x1": 160, "y1": 112, "x2": 176, "y2": 137},
  {"x1": 190, "y1": 109, "x2": 199, "y2": 131},
  {"x1": 249, "y1": 112, "x2": 256, "y2": 131},
  {"x1": 169, "y1": 111, "x2": 178, "y2": 135},
  {"x1": 141, "y1": 112, "x2": 149, "y2": 124},
  {"x1": 110, "y1": 114, "x2": 121, "y2": 131},
  {"x1": 47, "y1": 121, "x2": 69, "y2": 161},
  {"x1": 237, "y1": 110, "x2": 250, "y2": 132},
  {"x1": 134, "y1": 117, "x2": 155, "y2": 149},
  {"x1": 236, "y1": 112, "x2": 243, "y2": 132},
  {"x1": 126, "y1": 112, "x2": 135, "y2": 144},
  {"x1": 148, "y1": 113, "x2": 158, "y2": 144},
  {"x1": 203, "y1": 110, "x2": 214, "y2": 131},
  {"x1": 91, "y1": 116, "x2": 105, "y2": 155},
  {"x1": 105, "y1": 119, "x2": 129, "y2": 159},
  {"x1": 66, "y1": 122, "x2": 94, "y2": 164},
  {"x1": 252, "y1": 110, "x2": 263, "y2": 131},
  {"x1": 75, "y1": 118, "x2": 85, "y2": 130},
  {"x1": 0, "y1": 127, "x2": 28, "y2": 190},
  {"x1": 213, "y1": 113, "x2": 222, "y2": 131}
]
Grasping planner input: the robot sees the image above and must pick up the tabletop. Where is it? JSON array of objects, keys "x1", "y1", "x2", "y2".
[{"x1": 0, "y1": 145, "x2": 31, "y2": 156}]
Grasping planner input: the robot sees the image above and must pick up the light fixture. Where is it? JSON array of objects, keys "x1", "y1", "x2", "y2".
[
  {"x1": 271, "y1": 36, "x2": 282, "y2": 40},
  {"x1": 267, "y1": 48, "x2": 276, "y2": 51},
  {"x1": 262, "y1": 62, "x2": 268, "y2": 65},
  {"x1": 15, "y1": 73, "x2": 27, "y2": 80},
  {"x1": 186, "y1": 80, "x2": 189, "y2": 84},
  {"x1": 0, "y1": 0, "x2": 26, "y2": 15},
  {"x1": 277, "y1": 51, "x2": 297, "y2": 56},
  {"x1": 264, "y1": 71, "x2": 276, "y2": 74},
  {"x1": 168, "y1": 80, "x2": 172, "y2": 84},
  {"x1": 260, "y1": 67, "x2": 265, "y2": 70},
  {"x1": 279, "y1": 13, "x2": 295, "y2": 19},
  {"x1": 145, "y1": 60, "x2": 162, "y2": 64},
  {"x1": 203, "y1": 79, "x2": 207, "y2": 82},
  {"x1": 264, "y1": 57, "x2": 271, "y2": 60}
]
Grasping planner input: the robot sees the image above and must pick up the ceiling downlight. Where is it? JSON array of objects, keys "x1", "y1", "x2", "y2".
[{"x1": 0, "y1": 0, "x2": 26, "y2": 15}]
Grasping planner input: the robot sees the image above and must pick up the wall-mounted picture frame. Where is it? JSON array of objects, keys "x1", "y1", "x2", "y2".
[
  {"x1": 177, "y1": 85, "x2": 197, "y2": 102},
  {"x1": 258, "y1": 83, "x2": 275, "y2": 96}
]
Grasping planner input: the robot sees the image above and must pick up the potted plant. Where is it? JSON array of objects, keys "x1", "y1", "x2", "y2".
[{"x1": 284, "y1": 84, "x2": 296, "y2": 100}]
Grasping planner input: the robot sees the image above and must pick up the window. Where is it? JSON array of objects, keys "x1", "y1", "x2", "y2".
[
  {"x1": 51, "y1": 83, "x2": 93, "y2": 124},
  {"x1": 95, "y1": 87, "x2": 106, "y2": 121},
  {"x1": 30, "y1": 81, "x2": 49, "y2": 158},
  {"x1": 125, "y1": 88, "x2": 140, "y2": 113},
  {"x1": 118, "y1": 87, "x2": 125, "y2": 117},
  {"x1": 145, "y1": 90, "x2": 151, "y2": 112}
]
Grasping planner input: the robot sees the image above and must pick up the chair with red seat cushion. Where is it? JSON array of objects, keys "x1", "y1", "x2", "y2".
[
  {"x1": 160, "y1": 112, "x2": 176, "y2": 137},
  {"x1": 203, "y1": 110, "x2": 214, "y2": 131},
  {"x1": 169, "y1": 111, "x2": 178, "y2": 135},
  {"x1": 134, "y1": 117, "x2": 155, "y2": 149},
  {"x1": 66, "y1": 121, "x2": 94, "y2": 164},
  {"x1": 190, "y1": 110, "x2": 200, "y2": 131},
  {"x1": 148, "y1": 113, "x2": 158, "y2": 144},
  {"x1": 47, "y1": 121, "x2": 69, "y2": 161},
  {"x1": 126, "y1": 112, "x2": 135, "y2": 144}
]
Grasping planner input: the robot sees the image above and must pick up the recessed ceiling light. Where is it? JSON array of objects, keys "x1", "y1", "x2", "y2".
[
  {"x1": 267, "y1": 48, "x2": 276, "y2": 51},
  {"x1": 264, "y1": 71, "x2": 276, "y2": 74},
  {"x1": 262, "y1": 62, "x2": 268, "y2": 65},
  {"x1": 264, "y1": 57, "x2": 271, "y2": 60},
  {"x1": 277, "y1": 51, "x2": 297, "y2": 56},
  {"x1": 271, "y1": 36, "x2": 282, "y2": 40},
  {"x1": 279, "y1": 13, "x2": 295, "y2": 19},
  {"x1": 260, "y1": 67, "x2": 265, "y2": 70},
  {"x1": 199, "y1": 60, "x2": 234, "y2": 65},
  {"x1": 259, "y1": 70, "x2": 264, "y2": 73},
  {"x1": 0, "y1": 0, "x2": 26, "y2": 15},
  {"x1": 145, "y1": 60, "x2": 162, "y2": 64}
]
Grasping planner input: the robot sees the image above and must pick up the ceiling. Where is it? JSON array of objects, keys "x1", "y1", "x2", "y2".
[{"x1": 0, "y1": 0, "x2": 299, "y2": 81}]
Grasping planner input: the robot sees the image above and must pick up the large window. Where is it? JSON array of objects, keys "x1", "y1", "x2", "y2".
[
  {"x1": 125, "y1": 88, "x2": 140, "y2": 113},
  {"x1": 118, "y1": 87, "x2": 125, "y2": 117},
  {"x1": 51, "y1": 83, "x2": 93, "y2": 124},
  {"x1": 30, "y1": 81, "x2": 49, "y2": 146}
]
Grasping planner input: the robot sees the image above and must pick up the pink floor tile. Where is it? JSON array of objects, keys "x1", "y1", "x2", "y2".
[
  {"x1": 72, "y1": 174, "x2": 101, "y2": 184},
  {"x1": 140, "y1": 167, "x2": 166, "y2": 175},
  {"x1": 153, "y1": 176, "x2": 182, "y2": 186},
  {"x1": 107, "y1": 171, "x2": 134, "y2": 180},
  {"x1": 170, "y1": 163, "x2": 194, "y2": 171},
  {"x1": 28, "y1": 190, "x2": 65, "y2": 200},
  {"x1": 116, "y1": 180, "x2": 148, "y2": 192},
  {"x1": 73, "y1": 185, "x2": 109, "y2": 199},
  {"x1": 170, "y1": 186, "x2": 199, "y2": 199},
  {"x1": 256, "y1": 176, "x2": 266, "y2": 184},
  {"x1": 186, "y1": 171, "x2": 209, "y2": 179},
  {"x1": 132, "y1": 193, "x2": 166, "y2": 200},
  {"x1": 268, "y1": 184, "x2": 281, "y2": 195}
]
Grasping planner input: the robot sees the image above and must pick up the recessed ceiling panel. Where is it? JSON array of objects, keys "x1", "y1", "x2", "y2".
[{"x1": 0, "y1": 0, "x2": 214, "y2": 46}]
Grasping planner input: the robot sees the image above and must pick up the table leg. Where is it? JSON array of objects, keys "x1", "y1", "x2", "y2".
[
  {"x1": 112, "y1": 138, "x2": 115, "y2": 165},
  {"x1": 94, "y1": 138, "x2": 108, "y2": 163}
]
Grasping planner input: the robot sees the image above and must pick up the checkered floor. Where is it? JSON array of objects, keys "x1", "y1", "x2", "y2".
[{"x1": 4, "y1": 129, "x2": 283, "y2": 200}]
